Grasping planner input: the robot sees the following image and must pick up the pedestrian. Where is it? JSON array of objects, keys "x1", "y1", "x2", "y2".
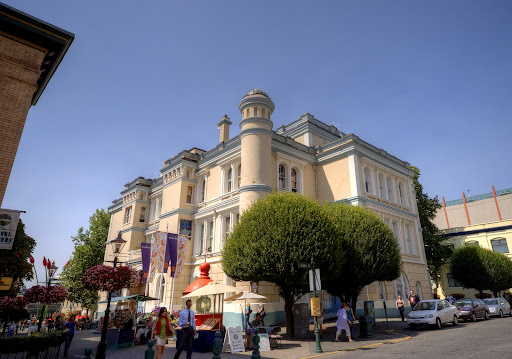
[
  {"x1": 408, "y1": 290, "x2": 419, "y2": 308},
  {"x1": 63, "y1": 315, "x2": 76, "y2": 357},
  {"x1": 257, "y1": 303, "x2": 266, "y2": 326},
  {"x1": 174, "y1": 299, "x2": 196, "y2": 359},
  {"x1": 7, "y1": 322, "x2": 15, "y2": 338},
  {"x1": 151, "y1": 307, "x2": 175, "y2": 359},
  {"x1": 396, "y1": 295, "x2": 405, "y2": 321},
  {"x1": 334, "y1": 303, "x2": 353, "y2": 342},
  {"x1": 345, "y1": 302, "x2": 356, "y2": 339},
  {"x1": 245, "y1": 304, "x2": 252, "y2": 329}
]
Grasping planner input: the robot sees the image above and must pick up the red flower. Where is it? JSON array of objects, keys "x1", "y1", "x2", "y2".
[
  {"x1": 29, "y1": 256, "x2": 35, "y2": 264},
  {"x1": 43, "y1": 257, "x2": 47, "y2": 266}
]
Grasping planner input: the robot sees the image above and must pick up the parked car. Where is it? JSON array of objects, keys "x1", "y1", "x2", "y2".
[
  {"x1": 407, "y1": 299, "x2": 459, "y2": 329},
  {"x1": 483, "y1": 298, "x2": 512, "y2": 317},
  {"x1": 455, "y1": 298, "x2": 490, "y2": 321}
]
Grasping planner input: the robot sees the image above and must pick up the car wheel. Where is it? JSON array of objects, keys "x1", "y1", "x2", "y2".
[
  {"x1": 472, "y1": 313, "x2": 477, "y2": 322},
  {"x1": 453, "y1": 316, "x2": 458, "y2": 326},
  {"x1": 500, "y1": 310, "x2": 504, "y2": 318},
  {"x1": 436, "y1": 317, "x2": 442, "y2": 329},
  {"x1": 410, "y1": 324, "x2": 416, "y2": 330},
  {"x1": 485, "y1": 312, "x2": 490, "y2": 320},
  {"x1": 509, "y1": 309, "x2": 512, "y2": 317}
]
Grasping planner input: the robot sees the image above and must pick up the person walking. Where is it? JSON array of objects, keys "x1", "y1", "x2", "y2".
[
  {"x1": 396, "y1": 295, "x2": 405, "y2": 321},
  {"x1": 408, "y1": 290, "x2": 419, "y2": 308},
  {"x1": 151, "y1": 307, "x2": 175, "y2": 359},
  {"x1": 245, "y1": 304, "x2": 252, "y2": 329},
  {"x1": 63, "y1": 315, "x2": 76, "y2": 357},
  {"x1": 174, "y1": 299, "x2": 196, "y2": 359},
  {"x1": 334, "y1": 303, "x2": 353, "y2": 342},
  {"x1": 345, "y1": 302, "x2": 356, "y2": 339},
  {"x1": 257, "y1": 303, "x2": 266, "y2": 326}
]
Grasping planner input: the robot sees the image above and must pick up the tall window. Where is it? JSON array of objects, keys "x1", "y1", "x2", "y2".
[
  {"x1": 393, "y1": 273, "x2": 410, "y2": 299},
  {"x1": 237, "y1": 164, "x2": 241, "y2": 188},
  {"x1": 363, "y1": 167, "x2": 373, "y2": 194},
  {"x1": 139, "y1": 207, "x2": 147, "y2": 223},
  {"x1": 279, "y1": 165, "x2": 286, "y2": 190},
  {"x1": 398, "y1": 182, "x2": 406, "y2": 205},
  {"x1": 378, "y1": 173, "x2": 386, "y2": 198},
  {"x1": 235, "y1": 213, "x2": 240, "y2": 225},
  {"x1": 392, "y1": 221, "x2": 402, "y2": 250},
  {"x1": 291, "y1": 169, "x2": 298, "y2": 192},
  {"x1": 201, "y1": 180, "x2": 206, "y2": 202},
  {"x1": 378, "y1": 282, "x2": 386, "y2": 300},
  {"x1": 225, "y1": 216, "x2": 231, "y2": 235},
  {"x1": 208, "y1": 221, "x2": 214, "y2": 252},
  {"x1": 491, "y1": 238, "x2": 509, "y2": 253},
  {"x1": 405, "y1": 225, "x2": 415, "y2": 255},
  {"x1": 124, "y1": 206, "x2": 132, "y2": 224},
  {"x1": 227, "y1": 168, "x2": 232, "y2": 192},
  {"x1": 200, "y1": 224, "x2": 205, "y2": 253},
  {"x1": 386, "y1": 177, "x2": 394, "y2": 201},
  {"x1": 186, "y1": 186, "x2": 193, "y2": 204}
]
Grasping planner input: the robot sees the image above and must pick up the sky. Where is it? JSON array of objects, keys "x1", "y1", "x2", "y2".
[{"x1": 3, "y1": 0, "x2": 512, "y2": 285}]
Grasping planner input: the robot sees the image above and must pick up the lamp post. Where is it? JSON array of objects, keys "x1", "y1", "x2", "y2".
[
  {"x1": 96, "y1": 231, "x2": 126, "y2": 359},
  {"x1": 37, "y1": 259, "x2": 58, "y2": 332}
]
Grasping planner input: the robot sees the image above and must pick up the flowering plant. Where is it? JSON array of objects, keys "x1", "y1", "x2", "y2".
[
  {"x1": 82, "y1": 265, "x2": 139, "y2": 292},
  {"x1": 24, "y1": 285, "x2": 68, "y2": 304},
  {"x1": 0, "y1": 296, "x2": 27, "y2": 311}
]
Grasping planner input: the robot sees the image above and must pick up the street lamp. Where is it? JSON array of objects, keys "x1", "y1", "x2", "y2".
[
  {"x1": 96, "y1": 231, "x2": 126, "y2": 359},
  {"x1": 37, "y1": 258, "x2": 58, "y2": 332}
]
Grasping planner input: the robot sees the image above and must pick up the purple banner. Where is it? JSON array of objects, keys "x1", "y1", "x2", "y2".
[
  {"x1": 166, "y1": 233, "x2": 178, "y2": 277},
  {"x1": 141, "y1": 243, "x2": 151, "y2": 283}
]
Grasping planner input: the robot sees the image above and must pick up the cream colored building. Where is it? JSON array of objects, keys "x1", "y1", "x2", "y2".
[
  {"x1": 433, "y1": 187, "x2": 512, "y2": 299},
  {"x1": 102, "y1": 89, "x2": 431, "y2": 322}
]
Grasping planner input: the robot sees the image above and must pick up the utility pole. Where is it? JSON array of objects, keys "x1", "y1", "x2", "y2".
[{"x1": 311, "y1": 257, "x2": 322, "y2": 353}]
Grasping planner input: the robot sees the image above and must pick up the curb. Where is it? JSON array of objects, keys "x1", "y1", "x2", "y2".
[{"x1": 300, "y1": 336, "x2": 413, "y2": 359}]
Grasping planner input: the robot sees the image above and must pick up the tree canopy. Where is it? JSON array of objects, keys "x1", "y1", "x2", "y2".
[
  {"x1": 60, "y1": 209, "x2": 110, "y2": 312},
  {"x1": 450, "y1": 245, "x2": 512, "y2": 297},
  {"x1": 0, "y1": 220, "x2": 36, "y2": 296},
  {"x1": 322, "y1": 203, "x2": 402, "y2": 309},
  {"x1": 222, "y1": 192, "x2": 341, "y2": 337},
  {"x1": 410, "y1": 166, "x2": 452, "y2": 293}
]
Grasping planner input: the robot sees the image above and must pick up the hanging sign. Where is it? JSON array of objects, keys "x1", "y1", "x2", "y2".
[
  {"x1": 0, "y1": 209, "x2": 21, "y2": 250},
  {"x1": 179, "y1": 219, "x2": 192, "y2": 240},
  {"x1": 0, "y1": 277, "x2": 13, "y2": 290}
]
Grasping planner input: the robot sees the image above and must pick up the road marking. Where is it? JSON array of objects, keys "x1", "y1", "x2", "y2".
[{"x1": 300, "y1": 337, "x2": 413, "y2": 359}]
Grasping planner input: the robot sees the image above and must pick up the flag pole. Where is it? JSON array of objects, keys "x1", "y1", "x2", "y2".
[
  {"x1": 144, "y1": 234, "x2": 155, "y2": 314},
  {"x1": 170, "y1": 221, "x2": 180, "y2": 315}
]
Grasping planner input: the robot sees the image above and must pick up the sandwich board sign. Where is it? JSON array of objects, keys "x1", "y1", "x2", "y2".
[
  {"x1": 223, "y1": 326, "x2": 244, "y2": 353},
  {"x1": 258, "y1": 333, "x2": 271, "y2": 352}
]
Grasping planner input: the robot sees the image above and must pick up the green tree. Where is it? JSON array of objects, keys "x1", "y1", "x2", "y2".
[
  {"x1": 222, "y1": 192, "x2": 341, "y2": 338},
  {"x1": 450, "y1": 245, "x2": 512, "y2": 297},
  {"x1": 322, "y1": 203, "x2": 402, "y2": 310},
  {"x1": 0, "y1": 220, "x2": 36, "y2": 296},
  {"x1": 410, "y1": 166, "x2": 452, "y2": 296},
  {"x1": 60, "y1": 209, "x2": 110, "y2": 314}
]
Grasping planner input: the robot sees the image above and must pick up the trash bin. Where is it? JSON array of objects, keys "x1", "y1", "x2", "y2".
[{"x1": 359, "y1": 316, "x2": 374, "y2": 338}]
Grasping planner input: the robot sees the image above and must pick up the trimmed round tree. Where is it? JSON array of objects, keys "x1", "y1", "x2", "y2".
[
  {"x1": 222, "y1": 192, "x2": 342, "y2": 338},
  {"x1": 450, "y1": 245, "x2": 512, "y2": 297},
  {"x1": 322, "y1": 203, "x2": 402, "y2": 310}
]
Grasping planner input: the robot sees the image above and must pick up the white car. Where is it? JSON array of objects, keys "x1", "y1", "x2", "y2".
[{"x1": 407, "y1": 299, "x2": 459, "y2": 329}]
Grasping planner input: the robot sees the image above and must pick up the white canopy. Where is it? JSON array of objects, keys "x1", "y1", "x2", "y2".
[
  {"x1": 182, "y1": 281, "x2": 242, "y2": 298},
  {"x1": 224, "y1": 291, "x2": 267, "y2": 301}
]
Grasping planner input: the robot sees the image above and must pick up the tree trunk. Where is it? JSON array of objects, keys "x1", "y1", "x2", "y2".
[
  {"x1": 284, "y1": 297, "x2": 295, "y2": 338},
  {"x1": 479, "y1": 290, "x2": 484, "y2": 299},
  {"x1": 492, "y1": 290, "x2": 498, "y2": 297}
]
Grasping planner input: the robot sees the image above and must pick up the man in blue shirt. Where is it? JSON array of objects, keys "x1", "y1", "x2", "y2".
[{"x1": 174, "y1": 299, "x2": 196, "y2": 359}]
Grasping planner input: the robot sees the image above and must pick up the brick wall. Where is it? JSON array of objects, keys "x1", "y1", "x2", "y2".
[{"x1": 0, "y1": 35, "x2": 45, "y2": 205}]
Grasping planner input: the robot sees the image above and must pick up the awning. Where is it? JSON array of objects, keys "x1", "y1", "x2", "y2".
[{"x1": 99, "y1": 294, "x2": 159, "y2": 303}]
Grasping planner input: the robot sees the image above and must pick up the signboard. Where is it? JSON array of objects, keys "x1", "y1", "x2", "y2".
[
  {"x1": 310, "y1": 296, "x2": 321, "y2": 316},
  {"x1": 309, "y1": 268, "x2": 321, "y2": 291},
  {"x1": 223, "y1": 326, "x2": 244, "y2": 353},
  {"x1": 179, "y1": 219, "x2": 192, "y2": 240},
  {"x1": 258, "y1": 333, "x2": 271, "y2": 351},
  {"x1": 0, "y1": 209, "x2": 21, "y2": 250},
  {"x1": 0, "y1": 277, "x2": 13, "y2": 291}
]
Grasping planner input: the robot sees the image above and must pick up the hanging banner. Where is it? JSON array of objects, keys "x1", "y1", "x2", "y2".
[
  {"x1": 167, "y1": 233, "x2": 178, "y2": 277},
  {"x1": 148, "y1": 232, "x2": 166, "y2": 282},
  {"x1": 141, "y1": 243, "x2": 151, "y2": 283},
  {"x1": 179, "y1": 219, "x2": 192, "y2": 240},
  {"x1": 175, "y1": 234, "x2": 188, "y2": 278},
  {"x1": 0, "y1": 209, "x2": 21, "y2": 250}
]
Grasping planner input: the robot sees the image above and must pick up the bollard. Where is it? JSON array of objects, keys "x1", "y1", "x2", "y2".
[
  {"x1": 83, "y1": 347, "x2": 93, "y2": 359},
  {"x1": 145, "y1": 339, "x2": 155, "y2": 359},
  {"x1": 212, "y1": 331, "x2": 222, "y2": 359},
  {"x1": 251, "y1": 328, "x2": 260, "y2": 359}
]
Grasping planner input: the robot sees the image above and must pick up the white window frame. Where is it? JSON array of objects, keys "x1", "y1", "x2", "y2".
[
  {"x1": 237, "y1": 164, "x2": 241, "y2": 189},
  {"x1": 186, "y1": 185, "x2": 194, "y2": 204},
  {"x1": 386, "y1": 177, "x2": 395, "y2": 202},
  {"x1": 208, "y1": 221, "x2": 214, "y2": 252},
  {"x1": 398, "y1": 182, "x2": 407, "y2": 205},
  {"x1": 378, "y1": 173, "x2": 387, "y2": 199},
  {"x1": 124, "y1": 206, "x2": 132, "y2": 224},
  {"x1": 227, "y1": 168, "x2": 233, "y2": 193},
  {"x1": 278, "y1": 164, "x2": 287, "y2": 190},
  {"x1": 139, "y1": 206, "x2": 147, "y2": 223},
  {"x1": 363, "y1": 167, "x2": 373, "y2": 194}
]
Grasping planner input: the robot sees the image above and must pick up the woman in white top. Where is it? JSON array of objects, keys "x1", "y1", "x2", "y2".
[{"x1": 335, "y1": 303, "x2": 353, "y2": 342}]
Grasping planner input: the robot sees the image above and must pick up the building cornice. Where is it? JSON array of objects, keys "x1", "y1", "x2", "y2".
[{"x1": 339, "y1": 196, "x2": 417, "y2": 218}]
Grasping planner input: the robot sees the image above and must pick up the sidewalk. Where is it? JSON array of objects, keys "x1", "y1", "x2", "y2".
[{"x1": 65, "y1": 318, "x2": 412, "y2": 359}]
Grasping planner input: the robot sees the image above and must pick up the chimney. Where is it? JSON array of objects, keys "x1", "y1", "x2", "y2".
[{"x1": 217, "y1": 114, "x2": 232, "y2": 143}]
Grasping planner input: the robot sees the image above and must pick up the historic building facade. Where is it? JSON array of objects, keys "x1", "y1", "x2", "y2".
[
  {"x1": 103, "y1": 89, "x2": 431, "y2": 320},
  {"x1": 433, "y1": 187, "x2": 512, "y2": 299}
]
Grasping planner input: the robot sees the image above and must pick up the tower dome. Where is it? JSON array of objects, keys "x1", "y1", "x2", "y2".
[{"x1": 244, "y1": 88, "x2": 270, "y2": 98}]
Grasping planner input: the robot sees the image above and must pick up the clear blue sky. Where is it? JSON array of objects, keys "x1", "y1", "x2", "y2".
[{"x1": 3, "y1": 0, "x2": 512, "y2": 284}]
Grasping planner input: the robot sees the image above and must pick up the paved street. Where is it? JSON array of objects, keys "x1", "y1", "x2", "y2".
[{"x1": 57, "y1": 316, "x2": 512, "y2": 359}]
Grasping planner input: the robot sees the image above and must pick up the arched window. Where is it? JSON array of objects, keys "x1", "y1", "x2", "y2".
[
  {"x1": 237, "y1": 164, "x2": 241, "y2": 188},
  {"x1": 363, "y1": 167, "x2": 373, "y2": 194},
  {"x1": 278, "y1": 165, "x2": 286, "y2": 190},
  {"x1": 227, "y1": 168, "x2": 233, "y2": 192},
  {"x1": 386, "y1": 177, "x2": 394, "y2": 201},
  {"x1": 291, "y1": 168, "x2": 298, "y2": 192},
  {"x1": 398, "y1": 182, "x2": 406, "y2": 205},
  {"x1": 393, "y1": 273, "x2": 410, "y2": 300},
  {"x1": 415, "y1": 281, "x2": 423, "y2": 300},
  {"x1": 378, "y1": 173, "x2": 386, "y2": 198}
]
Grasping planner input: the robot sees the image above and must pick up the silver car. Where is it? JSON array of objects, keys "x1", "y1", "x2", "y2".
[{"x1": 483, "y1": 298, "x2": 512, "y2": 317}]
